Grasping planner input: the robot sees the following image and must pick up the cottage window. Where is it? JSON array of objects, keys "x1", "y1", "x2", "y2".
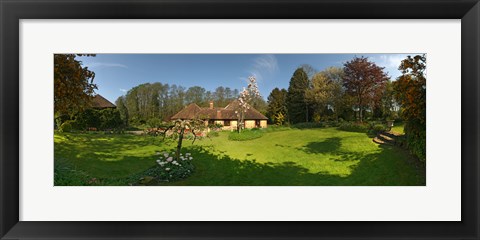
[{"x1": 224, "y1": 120, "x2": 231, "y2": 126}]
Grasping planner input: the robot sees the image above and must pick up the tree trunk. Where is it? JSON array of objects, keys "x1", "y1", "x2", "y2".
[
  {"x1": 176, "y1": 127, "x2": 185, "y2": 160},
  {"x1": 359, "y1": 107, "x2": 363, "y2": 123},
  {"x1": 305, "y1": 103, "x2": 309, "y2": 122}
]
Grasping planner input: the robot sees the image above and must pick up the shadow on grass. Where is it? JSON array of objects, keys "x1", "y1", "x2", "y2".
[
  {"x1": 158, "y1": 144, "x2": 426, "y2": 186},
  {"x1": 54, "y1": 133, "x2": 164, "y2": 183},
  {"x1": 55, "y1": 133, "x2": 426, "y2": 186},
  {"x1": 301, "y1": 137, "x2": 342, "y2": 154}
]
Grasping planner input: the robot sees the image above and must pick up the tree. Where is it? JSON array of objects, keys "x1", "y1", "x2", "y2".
[
  {"x1": 266, "y1": 88, "x2": 288, "y2": 124},
  {"x1": 185, "y1": 86, "x2": 206, "y2": 105},
  {"x1": 214, "y1": 86, "x2": 226, "y2": 106},
  {"x1": 393, "y1": 55, "x2": 426, "y2": 161},
  {"x1": 376, "y1": 80, "x2": 398, "y2": 120},
  {"x1": 160, "y1": 118, "x2": 206, "y2": 161},
  {"x1": 250, "y1": 96, "x2": 268, "y2": 115},
  {"x1": 115, "y1": 96, "x2": 129, "y2": 126},
  {"x1": 235, "y1": 76, "x2": 260, "y2": 132},
  {"x1": 54, "y1": 54, "x2": 97, "y2": 117},
  {"x1": 300, "y1": 64, "x2": 317, "y2": 80},
  {"x1": 342, "y1": 56, "x2": 389, "y2": 122},
  {"x1": 286, "y1": 68, "x2": 311, "y2": 123},
  {"x1": 307, "y1": 67, "x2": 346, "y2": 121}
]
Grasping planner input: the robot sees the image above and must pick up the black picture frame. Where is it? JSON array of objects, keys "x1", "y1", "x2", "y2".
[{"x1": 1, "y1": 0, "x2": 479, "y2": 239}]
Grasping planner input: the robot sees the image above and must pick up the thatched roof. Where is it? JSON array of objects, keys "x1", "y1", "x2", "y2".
[
  {"x1": 91, "y1": 95, "x2": 116, "y2": 108},
  {"x1": 171, "y1": 100, "x2": 267, "y2": 120}
]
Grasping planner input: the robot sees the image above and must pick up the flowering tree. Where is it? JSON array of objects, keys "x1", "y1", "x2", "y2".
[
  {"x1": 235, "y1": 76, "x2": 260, "y2": 132},
  {"x1": 159, "y1": 118, "x2": 206, "y2": 161}
]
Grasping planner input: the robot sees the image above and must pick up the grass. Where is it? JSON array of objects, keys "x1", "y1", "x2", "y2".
[
  {"x1": 228, "y1": 129, "x2": 264, "y2": 141},
  {"x1": 54, "y1": 127, "x2": 425, "y2": 186},
  {"x1": 390, "y1": 122, "x2": 405, "y2": 134}
]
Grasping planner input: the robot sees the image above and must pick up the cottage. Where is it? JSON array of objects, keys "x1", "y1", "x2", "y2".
[
  {"x1": 90, "y1": 94, "x2": 116, "y2": 109},
  {"x1": 171, "y1": 100, "x2": 268, "y2": 130}
]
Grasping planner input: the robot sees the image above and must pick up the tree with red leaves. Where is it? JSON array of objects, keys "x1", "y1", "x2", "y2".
[{"x1": 342, "y1": 56, "x2": 389, "y2": 122}]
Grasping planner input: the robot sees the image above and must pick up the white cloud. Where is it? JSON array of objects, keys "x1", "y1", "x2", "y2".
[
  {"x1": 119, "y1": 88, "x2": 127, "y2": 93},
  {"x1": 371, "y1": 54, "x2": 410, "y2": 79},
  {"x1": 246, "y1": 54, "x2": 279, "y2": 82},
  {"x1": 378, "y1": 55, "x2": 406, "y2": 68}
]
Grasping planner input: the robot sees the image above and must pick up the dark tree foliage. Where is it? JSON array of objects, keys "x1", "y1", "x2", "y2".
[
  {"x1": 393, "y1": 55, "x2": 426, "y2": 161},
  {"x1": 74, "y1": 108, "x2": 122, "y2": 130},
  {"x1": 342, "y1": 56, "x2": 389, "y2": 122},
  {"x1": 266, "y1": 88, "x2": 288, "y2": 124},
  {"x1": 286, "y1": 68, "x2": 312, "y2": 124},
  {"x1": 115, "y1": 96, "x2": 129, "y2": 126},
  {"x1": 54, "y1": 54, "x2": 97, "y2": 116}
]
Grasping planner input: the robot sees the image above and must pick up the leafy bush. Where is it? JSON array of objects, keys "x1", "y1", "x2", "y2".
[
  {"x1": 98, "y1": 108, "x2": 123, "y2": 130},
  {"x1": 337, "y1": 122, "x2": 369, "y2": 133},
  {"x1": 73, "y1": 108, "x2": 123, "y2": 131},
  {"x1": 208, "y1": 123, "x2": 224, "y2": 131},
  {"x1": 292, "y1": 122, "x2": 325, "y2": 129},
  {"x1": 322, "y1": 121, "x2": 341, "y2": 128},
  {"x1": 59, "y1": 120, "x2": 76, "y2": 133},
  {"x1": 405, "y1": 121, "x2": 426, "y2": 162},
  {"x1": 228, "y1": 129, "x2": 264, "y2": 141},
  {"x1": 55, "y1": 115, "x2": 71, "y2": 129},
  {"x1": 262, "y1": 125, "x2": 291, "y2": 133},
  {"x1": 371, "y1": 123, "x2": 387, "y2": 133},
  {"x1": 147, "y1": 118, "x2": 163, "y2": 128},
  {"x1": 149, "y1": 151, "x2": 195, "y2": 182},
  {"x1": 74, "y1": 109, "x2": 99, "y2": 130}
]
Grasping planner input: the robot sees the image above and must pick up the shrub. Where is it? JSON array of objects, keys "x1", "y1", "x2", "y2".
[
  {"x1": 55, "y1": 115, "x2": 71, "y2": 129},
  {"x1": 99, "y1": 108, "x2": 123, "y2": 130},
  {"x1": 292, "y1": 122, "x2": 325, "y2": 129},
  {"x1": 59, "y1": 120, "x2": 75, "y2": 133},
  {"x1": 371, "y1": 123, "x2": 387, "y2": 133},
  {"x1": 74, "y1": 108, "x2": 99, "y2": 130},
  {"x1": 262, "y1": 125, "x2": 291, "y2": 133},
  {"x1": 146, "y1": 118, "x2": 163, "y2": 128},
  {"x1": 228, "y1": 129, "x2": 264, "y2": 141},
  {"x1": 148, "y1": 151, "x2": 195, "y2": 182},
  {"x1": 337, "y1": 122, "x2": 369, "y2": 133},
  {"x1": 322, "y1": 121, "x2": 341, "y2": 128},
  {"x1": 404, "y1": 121, "x2": 426, "y2": 162},
  {"x1": 208, "y1": 123, "x2": 224, "y2": 131}
]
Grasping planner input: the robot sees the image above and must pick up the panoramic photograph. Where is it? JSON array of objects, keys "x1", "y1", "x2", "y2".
[{"x1": 54, "y1": 53, "x2": 426, "y2": 186}]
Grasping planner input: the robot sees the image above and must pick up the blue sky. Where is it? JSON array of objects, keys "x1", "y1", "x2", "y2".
[{"x1": 77, "y1": 54, "x2": 421, "y2": 103}]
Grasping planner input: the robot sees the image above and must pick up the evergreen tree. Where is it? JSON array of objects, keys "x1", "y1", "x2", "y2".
[
  {"x1": 266, "y1": 88, "x2": 288, "y2": 124},
  {"x1": 286, "y1": 68, "x2": 311, "y2": 123}
]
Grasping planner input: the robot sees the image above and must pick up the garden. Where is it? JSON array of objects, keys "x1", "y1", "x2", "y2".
[
  {"x1": 54, "y1": 122, "x2": 425, "y2": 186},
  {"x1": 54, "y1": 54, "x2": 426, "y2": 186}
]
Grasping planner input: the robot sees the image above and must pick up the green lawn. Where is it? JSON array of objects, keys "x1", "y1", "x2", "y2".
[
  {"x1": 390, "y1": 122, "x2": 405, "y2": 134},
  {"x1": 54, "y1": 127, "x2": 425, "y2": 186}
]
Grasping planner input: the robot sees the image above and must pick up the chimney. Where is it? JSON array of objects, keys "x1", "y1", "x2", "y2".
[
  {"x1": 209, "y1": 101, "x2": 214, "y2": 109},
  {"x1": 217, "y1": 110, "x2": 221, "y2": 119}
]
